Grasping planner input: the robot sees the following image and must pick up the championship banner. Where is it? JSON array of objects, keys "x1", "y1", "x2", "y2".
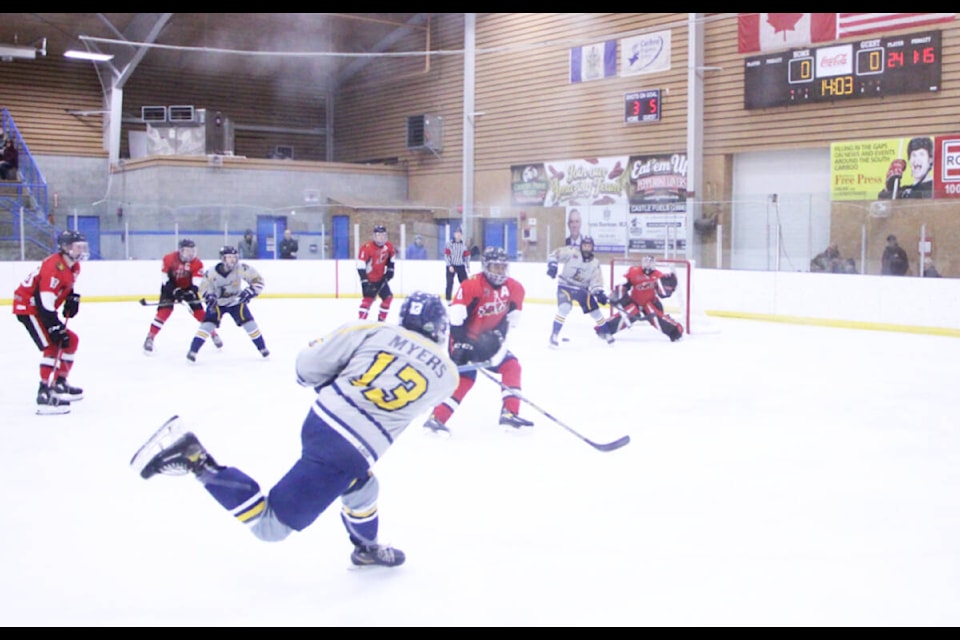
[{"x1": 831, "y1": 137, "x2": 936, "y2": 201}]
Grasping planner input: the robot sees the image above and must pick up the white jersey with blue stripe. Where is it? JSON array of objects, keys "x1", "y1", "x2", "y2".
[
  {"x1": 549, "y1": 245, "x2": 605, "y2": 293},
  {"x1": 295, "y1": 320, "x2": 459, "y2": 464}
]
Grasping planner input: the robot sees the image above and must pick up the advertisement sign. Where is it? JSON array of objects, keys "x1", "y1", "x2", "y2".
[
  {"x1": 511, "y1": 153, "x2": 688, "y2": 253},
  {"x1": 831, "y1": 136, "x2": 939, "y2": 201}
]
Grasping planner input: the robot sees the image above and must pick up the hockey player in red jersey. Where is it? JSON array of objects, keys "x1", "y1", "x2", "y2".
[
  {"x1": 356, "y1": 224, "x2": 397, "y2": 321},
  {"x1": 423, "y1": 246, "x2": 534, "y2": 434},
  {"x1": 142, "y1": 238, "x2": 222, "y2": 353},
  {"x1": 596, "y1": 255, "x2": 684, "y2": 342},
  {"x1": 12, "y1": 230, "x2": 88, "y2": 414}
]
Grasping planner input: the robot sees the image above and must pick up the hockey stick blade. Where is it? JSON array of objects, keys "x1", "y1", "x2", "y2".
[
  {"x1": 478, "y1": 369, "x2": 630, "y2": 453},
  {"x1": 588, "y1": 434, "x2": 631, "y2": 452}
]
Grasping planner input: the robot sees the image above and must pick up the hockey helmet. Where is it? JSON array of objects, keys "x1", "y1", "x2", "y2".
[
  {"x1": 579, "y1": 235, "x2": 595, "y2": 262},
  {"x1": 219, "y1": 244, "x2": 239, "y2": 270},
  {"x1": 58, "y1": 229, "x2": 89, "y2": 262},
  {"x1": 399, "y1": 291, "x2": 449, "y2": 344},
  {"x1": 640, "y1": 255, "x2": 657, "y2": 273},
  {"x1": 178, "y1": 238, "x2": 197, "y2": 262},
  {"x1": 373, "y1": 224, "x2": 387, "y2": 246},
  {"x1": 481, "y1": 246, "x2": 510, "y2": 286}
]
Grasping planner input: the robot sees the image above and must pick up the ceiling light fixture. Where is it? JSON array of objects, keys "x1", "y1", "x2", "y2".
[
  {"x1": 0, "y1": 44, "x2": 40, "y2": 61},
  {"x1": 64, "y1": 50, "x2": 114, "y2": 62}
]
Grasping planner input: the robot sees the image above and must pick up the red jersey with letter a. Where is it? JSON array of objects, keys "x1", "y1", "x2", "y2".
[
  {"x1": 161, "y1": 251, "x2": 205, "y2": 288},
  {"x1": 623, "y1": 265, "x2": 667, "y2": 306},
  {"x1": 12, "y1": 253, "x2": 80, "y2": 316},
  {"x1": 357, "y1": 241, "x2": 396, "y2": 283},
  {"x1": 452, "y1": 274, "x2": 525, "y2": 340}
]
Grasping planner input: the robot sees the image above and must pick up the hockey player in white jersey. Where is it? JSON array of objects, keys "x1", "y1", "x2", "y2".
[
  {"x1": 187, "y1": 245, "x2": 269, "y2": 362},
  {"x1": 130, "y1": 291, "x2": 458, "y2": 568},
  {"x1": 545, "y1": 235, "x2": 610, "y2": 346}
]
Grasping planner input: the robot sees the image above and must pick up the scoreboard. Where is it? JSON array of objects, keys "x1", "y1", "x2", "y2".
[{"x1": 744, "y1": 30, "x2": 941, "y2": 109}]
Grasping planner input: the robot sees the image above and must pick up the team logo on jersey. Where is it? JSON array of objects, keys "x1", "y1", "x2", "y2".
[{"x1": 477, "y1": 288, "x2": 509, "y2": 317}]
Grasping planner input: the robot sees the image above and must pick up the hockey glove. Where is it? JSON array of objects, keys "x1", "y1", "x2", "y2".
[
  {"x1": 172, "y1": 287, "x2": 187, "y2": 302},
  {"x1": 384, "y1": 263, "x2": 395, "y2": 281},
  {"x1": 180, "y1": 286, "x2": 199, "y2": 303},
  {"x1": 473, "y1": 329, "x2": 505, "y2": 362},
  {"x1": 239, "y1": 288, "x2": 257, "y2": 304},
  {"x1": 885, "y1": 159, "x2": 907, "y2": 193},
  {"x1": 593, "y1": 290, "x2": 608, "y2": 306},
  {"x1": 160, "y1": 281, "x2": 177, "y2": 301},
  {"x1": 659, "y1": 273, "x2": 678, "y2": 298},
  {"x1": 47, "y1": 323, "x2": 70, "y2": 349},
  {"x1": 62, "y1": 293, "x2": 81, "y2": 318},
  {"x1": 450, "y1": 341, "x2": 475, "y2": 365},
  {"x1": 204, "y1": 293, "x2": 218, "y2": 312},
  {"x1": 546, "y1": 262, "x2": 558, "y2": 278}
]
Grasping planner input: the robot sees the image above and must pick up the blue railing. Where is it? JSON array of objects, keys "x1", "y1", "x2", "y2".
[{"x1": 1, "y1": 107, "x2": 56, "y2": 254}]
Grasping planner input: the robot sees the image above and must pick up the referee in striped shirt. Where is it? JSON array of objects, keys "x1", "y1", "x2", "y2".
[{"x1": 444, "y1": 227, "x2": 470, "y2": 301}]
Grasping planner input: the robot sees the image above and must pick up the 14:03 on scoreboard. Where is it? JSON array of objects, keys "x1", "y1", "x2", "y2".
[{"x1": 744, "y1": 30, "x2": 941, "y2": 109}]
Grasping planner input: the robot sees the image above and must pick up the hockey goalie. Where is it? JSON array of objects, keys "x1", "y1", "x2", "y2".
[{"x1": 595, "y1": 255, "x2": 684, "y2": 343}]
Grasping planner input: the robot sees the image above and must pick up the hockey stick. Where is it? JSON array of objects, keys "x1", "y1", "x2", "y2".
[
  {"x1": 477, "y1": 369, "x2": 630, "y2": 452},
  {"x1": 45, "y1": 318, "x2": 68, "y2": 388},
  {"x1": 456, "y1": 360, "x2": 494, "y2": 373},
  {"x1": 139, "y1": 297, "x2": 186, "y2": 307},
  {"x1": 610, "y1": 301, "x2": 654, "y2": 332}
]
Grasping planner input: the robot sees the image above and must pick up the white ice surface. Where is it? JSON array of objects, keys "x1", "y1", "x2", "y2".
[{"x1": 2, "y1": 298, "x2": 959, "y2": 626}]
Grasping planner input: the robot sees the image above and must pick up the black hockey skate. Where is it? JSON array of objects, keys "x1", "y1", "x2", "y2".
[
  {"x1": 143, "y1": 335, "x2": 155, "y2": 353},
  {"x1": 130, "y1": 415, "x2": 219, "y2": 479},
  {"x1": 422, "y1": 416, "x2": 451, "y2": 436},
  {"x1": 211, "y1": 332, "x2": 224, "y2": 349},
  {"x1": 351, "y1": 544, "x2": 406, "y2": 568},
  {"x1": 500, "y1": 409, "x2": 534, "y2": 430},
  {"x1": 53, "y1": 377, "x2": 84, "y2": 401},
  {"x1": 36, "y1": 382, "x2": 70, "y2": 415}
]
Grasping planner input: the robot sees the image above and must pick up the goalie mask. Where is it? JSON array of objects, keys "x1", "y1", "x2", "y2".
[
  {"x1": 482, "y1": 247, "x2": 510, "y2": 286},
  {"x1": 580, "y1": 236, "x2": 595, "y2": 262},
  {"x1": 641, "y1": 255, "x2": 657, "y2": 273},
  {"x1": 178, "y1": 238, "x2": 197, "y2": 262}
]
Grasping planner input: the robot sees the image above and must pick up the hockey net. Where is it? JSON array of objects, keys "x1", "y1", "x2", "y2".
[{"x1": 608, "y1": 257, "x2": 718, "y2": 336}]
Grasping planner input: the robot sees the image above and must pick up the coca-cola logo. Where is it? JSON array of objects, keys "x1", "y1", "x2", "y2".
[{"x1": 820, "y1": 53, "x2": 848, "y2": 67}]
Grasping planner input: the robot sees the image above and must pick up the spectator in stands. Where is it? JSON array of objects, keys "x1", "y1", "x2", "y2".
[
  {"x1": 810, "y1": 243, "x2": 856, "y2": 274},
  {"x1": 279, "y1": 228, "x2": 299, "y2": 259},
  {"x1": 881, "y1": 234, "x2": 909, "y2": 276},
  {"x1": 406, "y1": 234, "x2": 428, "y2": 260},
  {"x1": 238, "y1": 229, "x2": 258, "y2": 259},
  {"x1": 0, "y1": 138, "x2": 18, "y2": 180}
]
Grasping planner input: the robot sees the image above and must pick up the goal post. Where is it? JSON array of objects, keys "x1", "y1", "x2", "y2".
[{"x1": 608, "y1": 257, "x2": 693, "y2": 334}]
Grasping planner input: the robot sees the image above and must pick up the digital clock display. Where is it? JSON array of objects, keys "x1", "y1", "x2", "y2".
[
  {"x1": 624, "y1": 89, "x2": 661, "y2": 123},
  {"x1": 744, "y1": 30, "x2": 941, "y2": 109}
]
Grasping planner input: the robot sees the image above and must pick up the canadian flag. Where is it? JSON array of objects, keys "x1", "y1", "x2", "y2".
[
  {"x1": 738, "y1": 13, "x2": 837, "y2": 53},
  {"x1": 739, "y1": 13, "x2": 956, "y2": 53}
]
